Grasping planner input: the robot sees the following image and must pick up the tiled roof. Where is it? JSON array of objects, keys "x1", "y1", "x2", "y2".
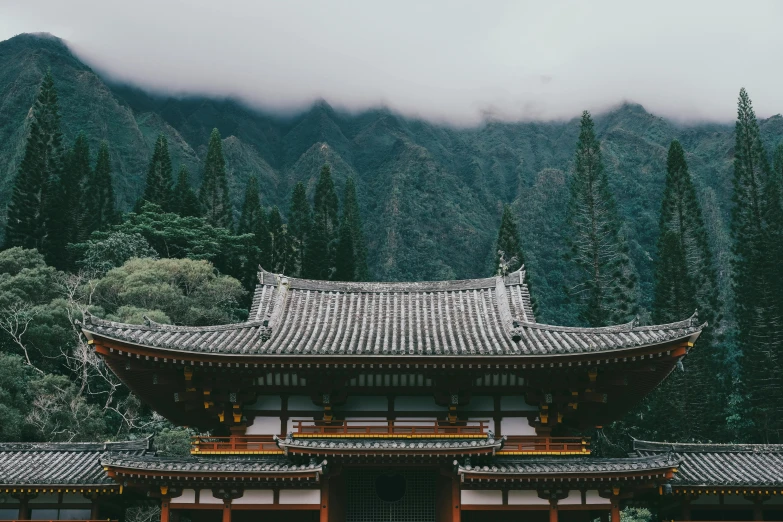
[
  {"x1": 0, "y1": 439, "x2": 150, "y2": 486},
  {"x1": 275, "y1": 436, "x2": 504, "y2": 454},
  {"x1": 457, "y1": 454, "x2": 679, "y2": 477},
  {"x1": 81, "y1": 268, "x2": 703, "y2": 358},
  {"x1": 101, "y1": 453, "x2": 324, "y2": 475},
  {"x1": 634, "y1": 440, "x2": 783, "y2": 487}
]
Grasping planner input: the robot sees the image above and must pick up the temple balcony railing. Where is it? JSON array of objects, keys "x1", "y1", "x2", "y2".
[
  {"x1": 191, "y1": 435, "x2": 283, "y2": 455},
  {"x1": 291, "y1": 418, "x2": 490, "y2": 438},
  {"x1": 496, "y1": 435, "x2": 590, "y2": 455}
]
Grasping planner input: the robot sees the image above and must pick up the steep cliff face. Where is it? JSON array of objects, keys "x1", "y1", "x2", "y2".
[{"x1": 2, "y1": 32, "x2": 781, "y2": 322}]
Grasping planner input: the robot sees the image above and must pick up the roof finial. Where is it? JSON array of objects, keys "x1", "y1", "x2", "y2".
[{"x1": 497, "y1": 250, "x2": 517, "y2": 277}]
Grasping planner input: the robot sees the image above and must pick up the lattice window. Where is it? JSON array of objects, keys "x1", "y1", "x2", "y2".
[{"x1": 346, "y1": 469, "x2": 436, "y2": 522}]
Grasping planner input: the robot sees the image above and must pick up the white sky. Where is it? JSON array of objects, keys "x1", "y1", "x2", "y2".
[{"x1": 1, "y1": 0, "x2": 782, "y2": 125}]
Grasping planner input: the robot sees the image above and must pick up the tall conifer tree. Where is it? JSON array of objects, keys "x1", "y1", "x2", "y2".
[
  {"x1": 493, "y1": 204, "x2": 535, "y2": 311},
  {"x1": 86, "y1": 141, "x2": 117, "y2": 234},
  {"x1": 565, "y1": 111, "x2": 637, "y2": 326},
  {"x1": 238, "y1": 176, "x2": 270, "y2": 270},
  {"x1": 199, "y1": 128, "x2": 232, "y2": 229},
  {"x1": 171, "y1": 166, "x2": 201, "y2": 218},
  {"x1": 303, "y1": 165, "x2": 339, "y2": 279},
  {"x1": 340, "y1": 177, "x2": 368, "y2": 281},
  {"x1": 267, "y1": 206, "x2": 289, "y2": 274},
  {"x1": 334, "y1": 218, "x2": 355, "y2": 282},
  {"x1": 288, "y1": 182, "x2": 311, "y2": 277},
  {"x1": 139, "y1": 134, "x2": 173, "y2": 211},
  {"x1": 731, "y1": 88, "x2": 783, "y2": 440},
  {"x1": 641, "y1": 141, "x2": 725, "y2": 440},
  {"x1": 5, "y1": 71, "x2": 64, "y2": 252}
]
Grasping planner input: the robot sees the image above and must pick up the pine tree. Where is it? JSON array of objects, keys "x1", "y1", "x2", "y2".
[
  {"x1": 565, "y1": 111, "x2": 637, "y2": 327},
  {"x1": 45, "y1": 132, "x2": 91, "y2": 268},
  {"x1": 334, "y1": 218, "x2": 356, "y2": 281},
  {"x1": 86, "y1": 141, "x2": 118, "y2": 234},
  {"x1": 238, "y1": 176, "x2": 270, "y2": 270},
  {"x1": 139, "y1": 134, "x2": 173, "y2": 211},
  {"x1": 340, "y1": 177, "x2": 369, "y2": 280},
  {"x1": 493, "y1": 204, "x2": 535, "y2": 311},
  {"x1": 303, "y1": 165, "x2": 339, "y2": 279},
  {"x1": 731, "y1": 88, "x2": 783, "y2": 441},
  {"x1": 267, "y1": 206, "x2": 289, "y2": 274},
  {"x1": 171, "y1": 166, "x2": 201, "y2": 218},
  {"x1": 287, "y1": 182, "x2": 311, "y2": 277},
  {"x1": 199, "y1": 128, "x2": 232, "y2": 229},
  {"x1": 5, "y1": 71, "x2": 64, "y2": 252}
]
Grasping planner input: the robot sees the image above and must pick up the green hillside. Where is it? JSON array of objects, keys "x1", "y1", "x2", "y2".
[{"x1": 2, "y1": 33, "x2": 782, "y2": 325}]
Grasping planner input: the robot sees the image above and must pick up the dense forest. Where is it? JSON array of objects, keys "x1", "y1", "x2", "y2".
[{"x1": 0, "y1": 33, "x2": 782, "y2": 451}]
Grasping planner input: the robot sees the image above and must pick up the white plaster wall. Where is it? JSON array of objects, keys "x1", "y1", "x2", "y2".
[
  {"x1": 501, "y1": 396, "x2": 537, "y2": 411},
  {"x1": 246, "y1": 416, "x2": 280, "y2": 435},
  {"x1": 585, "y1": 491, "x2": 611, "y2": 505},
  {"x1": 461, "y1": 490, "x2": 502, "y2": 505},
  {"x1": 198, "y1": 491, "x2": 224, "y2": 504},
  {"x1": 342, "y1": 396, "x2": 387, "y2": 411},
  {"x1": 462, "y1": 396, "x2": 494, "y2": 412},
  {"x1": 232, "y1": 490, "x2": 274, "y2": 505},
  {"x1": 246, "y1": 395, "x2": 282, "y2": 410},
  {"x1": 171, "y1": 490, "x2": 196, "y2": 504},
  {"x1": 288, "y1": 396, "x2": 322, "y2": 411},
  {"x1": 279, "y1": 489, "x2": 320, "y2": 504},
  {"x1": 395, "y1": 396, "x2": 446, "y2": 411},
  {"x1": 559, "y1": 491, "x2": 581, "y2": 505},
  {"x1": 501, "y1": 417, "x2": 536, "y2": 435},
  {"x1": 393, "y1": 417, "x2": 437, "y2": 427},
  {"x1": 468, "y1": 418, "x2": 495, "y2": 433},
  {"x1": 508, "y1": 490, "x2": 549, "y2": 505}
]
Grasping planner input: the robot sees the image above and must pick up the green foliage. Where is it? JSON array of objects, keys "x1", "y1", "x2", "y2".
[
  {"x1": 731, "y1": 88, "x2": 783, "y2": 441},
  {"x1": 340, "y1": 177, "x2": 368, "y2": 281},
  {"x1": 0, "y1": 353, "x2": 34, "y2": 441},
  {"x1": 94, "y1": 257, "x2": 245, "y2": 326},
  {"x1": 267, "y1": 206, "x2": 290, "y2": 274},
  {"x1": 86, "y1": 142, "x2": 118, "y2": 233},
  {"x1": 287, "y1": 181, "x2": 311, "y2": 277},
  {"x1": 70, "y1": 231, "x2": 158, "y2": 275},
  {"x1": 27, "y1": 373, "x2": 106, "y2": 442},
  {"x1": 304, "y1": 165, "x2": 339, "y2": 279},
  {"x1": 139, "y1": 134, "x2": 173, "y2": 211},
  {"x1": 493, "y1": 205, "x2": 527, "y2": 275},
  {"x1": 237, "y1": 175, "x2": 270, "y2": 278},
  {"x1": 153, "y1": 427, "x2": 193, "y2": 456},
  {"x1": 565, "y1": 111, "x2": 638, "y2": 326},
  {"x1": 199, "y1": 128, "x2": 232, "y2": 229},
  {"x1": 334, "y1": 217, "x2": 355, "y2": 281},
  {"x1": 5, "y1": 70, "x2": 64, "y2": 255},
  {"x1": 171, "y1": 166, "x2": 201, "y2": 218}
]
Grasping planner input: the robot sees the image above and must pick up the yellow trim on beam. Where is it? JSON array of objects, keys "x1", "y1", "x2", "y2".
[{"x1": 191, "y1": 450, "x2": 285, "y2": 455}]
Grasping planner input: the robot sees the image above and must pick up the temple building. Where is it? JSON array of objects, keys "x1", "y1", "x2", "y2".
[{"x1": 1, "y1": 267, "x2": 782, "y2": 521}]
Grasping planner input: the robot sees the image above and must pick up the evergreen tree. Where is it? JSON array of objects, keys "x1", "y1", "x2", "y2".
[
  {"x1": 139, "y1": 134, "x2": 173, "y2": 211},
  {"x1": 334, "y1": 218, "x2": 356, "y2": 281},
  {"x1": 340, "y1": 177, "x2": 369, "y2": 280},
  {"x1": 565, "y1": 111, "x2": 637, "y2": 326},
  {"x1": 199, "y1": 128, "x2": 232, "y2": 229},
  {"x1": 493, "y1": 204, "x2": 535, "y2": 312},
  {"x1": 5, "y1": 71, "x2": 64, "y2": 253},
  {"x1": 731, "y1": 88, "x2": 783, "y2": 441},
  {"x1": 86, "y1": 142, "x2": 118, "y2": 234},
  {"x1": 171, "y1": 166, "x2": 201, "y2": 218},
  {"x1": 267, "y1": 206, "x2": 289, "y2": 274},
  {"x1": 287, "y1": 182, "x2": 311, "y2": 277},
  {"x1": 238, "y1": 176, "x2": 270, "y2": 270},
  {"x1": 303, "y1": 165, "x2": 339, "y2": 279}
]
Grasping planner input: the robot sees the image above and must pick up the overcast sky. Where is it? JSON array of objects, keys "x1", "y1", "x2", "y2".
[{"x1": 2, "y1": 1, "x2": 782, "y2": 125}]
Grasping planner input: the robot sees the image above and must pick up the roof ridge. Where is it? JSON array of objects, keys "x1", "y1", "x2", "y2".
[
  {"x1": 0, "y1": 437, "x2": 150, "y2": 452},
  {"x1": 255, "y1": 271, "x2": 508, "y2": 293},
  {"x1": 512, "y1": 313, "x2": 702, "y2": 334},
  {"x1": 81, "y1": 312, "x2": 263, "y2": 332},
  {"x1": 634, "y1": 439, "x2": 783, "y2": 453}
]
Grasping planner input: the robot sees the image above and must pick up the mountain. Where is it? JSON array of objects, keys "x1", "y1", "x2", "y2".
[{"x1": 2, "y1": 33, "x2": 782, "y2": 324}]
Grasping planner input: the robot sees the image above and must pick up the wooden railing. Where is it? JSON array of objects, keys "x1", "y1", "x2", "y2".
[
  {"x1": 191, "y1": 435, "x2": 281, "y2": 453},
  {"x1": 0, "y1": 520, "x2": 117, "y2": 522},
  {"x1": 498, "y1": 436, "x2": 589, "y2": 454},
  {"x1": 292, "y1": 419, "x2": 489, "y2": 436}
]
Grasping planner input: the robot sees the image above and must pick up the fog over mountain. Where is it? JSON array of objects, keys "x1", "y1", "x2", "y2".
[{"x1": 2, "y1": 0, "x2": 783, "y2": 125}]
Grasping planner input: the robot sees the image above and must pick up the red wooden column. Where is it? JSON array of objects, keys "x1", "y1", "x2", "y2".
[
  {"x1": 451, "y1": 475, "x2": 461, "y2": 522},
  {"x1": 753, "y1": 497, "x2": 764, "y2": 521},
  {"x1": 320, "y1": 477, "x2": 330, "y2": 522},
  {"x1": 222, "y1": 500, "x2": 231, "y2": 522},
  {"x1": 160, "y1": 497, "x2": 170, "y2": 522},
  {"x1": 610, "y1": 496, "x2": 620, "y2": 522},
  {"x1": 549, "y1": 499, "x2": 559, "y2": 522}
]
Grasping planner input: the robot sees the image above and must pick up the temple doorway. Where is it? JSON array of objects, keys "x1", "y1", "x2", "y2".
[{"x1": 345, "y1": 469, "x2": 436, "y2": 522}]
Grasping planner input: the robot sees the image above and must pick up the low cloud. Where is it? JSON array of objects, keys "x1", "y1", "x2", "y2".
[{"x1": 2, "y1": 0, "x2": 782, "y2": 125}]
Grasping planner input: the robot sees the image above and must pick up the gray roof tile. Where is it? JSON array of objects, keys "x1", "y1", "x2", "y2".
[
  {"x1": 457, "y1": 454, "x2": 679, "y2": 477},
  {"x1": 101, "y1": 453, "x2": 324, "y2": 475}
]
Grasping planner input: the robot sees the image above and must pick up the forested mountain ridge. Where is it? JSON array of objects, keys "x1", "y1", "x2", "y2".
[{"x1": 2, "y1": 33, "x2": 783, "y2": 325}]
